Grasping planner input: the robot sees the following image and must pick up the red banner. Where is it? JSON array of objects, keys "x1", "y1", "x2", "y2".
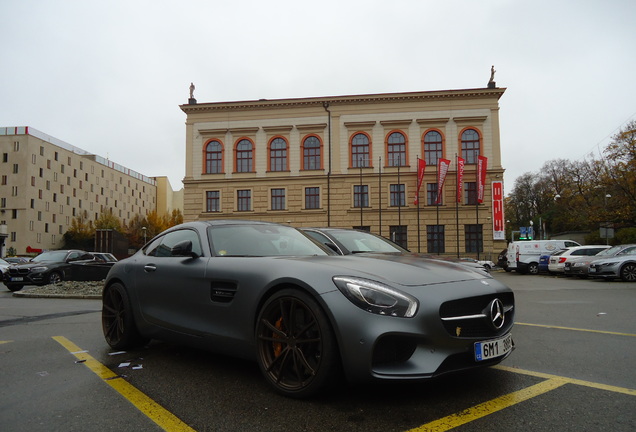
[
  {"x1": 435, "y1": 158, "x2": 451, "y2": 205},
  {"x1": 492, "y1": 181, "x2": 505, "y2": 240},
  {"x1": 414, "y1": 158, "x2": 426, "y2": 205},
  {"x1": 456, "y1": 157, "x2": 465, "y2": 203},
  {"x1": 477, "y1": 155, "x2": 487, "y2": 203}
]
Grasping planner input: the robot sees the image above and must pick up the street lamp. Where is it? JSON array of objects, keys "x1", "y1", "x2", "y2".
[{"x1": 142, "y1": 226, "x2": 147, "y2": 245}]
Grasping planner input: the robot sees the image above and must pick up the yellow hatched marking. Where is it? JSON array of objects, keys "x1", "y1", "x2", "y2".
[
  {"x1": 406, "y1": 378, "x2": 567, "y2": 432},
  {"x1": 53, "y1": 336, "x2": 195, "y2": 432},
  {"x1": 516, "y1": 322, "x2": 636, "y2": 338},
  {"x1": 494, "y1": 365, "x2": 636, "y2": 396}
]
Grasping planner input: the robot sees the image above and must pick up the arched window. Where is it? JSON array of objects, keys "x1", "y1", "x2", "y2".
[
  {"x1": 235, "y1": 139, "x2": 253, "y2": 173},
  {"x1": 387, "y1": 132, "x2": 406, "y2": 167},
  {"x1": 302, "y1": 136, "x2": 322, "y2": 170},
  {"x1": 205, "y1": 140, "x2": 223, "y2": 174},
  {"x1": 351, "y1": 133, "x2": 370, "y2": 168},
  {"x1": 461, "y1": 129, "x2": 480, "y2": 164},
  {"x1": 423, "y1": 130, "x2": 443, "y2": 166},
  {"x1": 269, "y1": 137, "x2": 288, "y2": 172}
]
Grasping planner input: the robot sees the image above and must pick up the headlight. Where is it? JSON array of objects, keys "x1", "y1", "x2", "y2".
[
  {"x1": 30, "y1": 266, "x2": 48, "y2": 273},
  {"x1": 333, "y1": 276, "x2": 418, "y2": 318}
]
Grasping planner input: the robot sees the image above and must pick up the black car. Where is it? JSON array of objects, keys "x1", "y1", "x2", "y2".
[
  {"x1": 102, "y1": 220, "x2": 514, "y2": 398},
  {"x1": 3, "y1": 250, "x2": 112, "y2": 292},
  {"x1": 301, "y1": 227, "x2": 489, "y2": 274}
]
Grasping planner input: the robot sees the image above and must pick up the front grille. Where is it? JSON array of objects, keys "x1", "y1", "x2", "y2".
[
  {"x1": 7, "y1": 268, "x2": 30, "y2": 275},
  {"x1": 439, "y1": 292, "x2": 514, "y2": 338}
]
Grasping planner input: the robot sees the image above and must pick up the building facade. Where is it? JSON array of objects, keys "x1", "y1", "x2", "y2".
[
  {"x1": 0, "y1": 127, "x2": 163, "y2": 256},
  {"x1": 180, "y1": 88, "x2": 507, "y2": 258}
]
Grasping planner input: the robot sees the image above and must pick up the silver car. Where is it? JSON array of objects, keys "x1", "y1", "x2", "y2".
[{"x1": 588, "y1": 244, "x2": 636, "y2": 281}]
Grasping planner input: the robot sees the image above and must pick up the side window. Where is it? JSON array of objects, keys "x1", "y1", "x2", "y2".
[
  {"x1": 564, "y1": 241, "x2": 579, "y2": 248},
  {"x1": 67, "y1": 252, "x2": 82, "y2": 261},
  {"x1": 146, "y1": 230, "x2": 203, "y2": 257}
]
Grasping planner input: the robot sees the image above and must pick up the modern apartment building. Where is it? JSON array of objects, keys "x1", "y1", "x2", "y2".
[
  {"x1": 180, "y1": 87, "x2": 507, "y2": 258},
  {"x1": 0, "y1": 127, "x2": 181, "y2": 256}
]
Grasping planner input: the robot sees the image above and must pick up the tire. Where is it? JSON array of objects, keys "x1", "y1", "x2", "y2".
[
  {"x1": 48, "y1": 272, "x2": 63, "y2": 284},
  {"x1": 528, "y1": 263, "x2": 539, "y2": 275},
  {"x1": 102, "y1": 283, "x2": 149, "y2": 350},
  {"x1": 620, "y1": 263, "x2": 636, "y2": 282},
  {"x1": 483, "y1": 264, "x2": 491, "y2": 271},
  {"x1": 7, "y1": 284, "x2": 24, "y2": 292},
  {"x1": 256, "y1": 289, "x2": 339, "y2": 398}
]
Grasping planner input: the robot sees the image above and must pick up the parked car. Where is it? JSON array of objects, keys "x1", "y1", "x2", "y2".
[
  {"x1": 0, "y1": 258, "x2": 11, "y2": 276},
  {"x1": 3, "y1": 257, "x2": 30, "y2": 265},
  {"x1": 102, "y1": 220, "x2": 515, "y2": 398},
  {"x1": 506, "y1": 240, "x2": 581, "y2": 274},
  {"x1": 3, "y1": 250, "x2": 113, "y2": 292},
  {"x1": 90, "y1": 252, "x2": 118, "y2": 263},
  {"x1": 301, "y1": 227, "x2": 489, "y2": 274},
  {"x1": 547, "y1": 245, "x2": 611, "y2": 274},
  {"x1": 588, "y1": 244, "x2": 636, "y2": 281}
]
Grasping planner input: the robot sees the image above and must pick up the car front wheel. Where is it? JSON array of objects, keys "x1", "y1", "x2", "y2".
[
  {"x1": 6, "y1": 284, "x2": 24, "y2": 292},
  {"x1": 48, "y1": 272, "x2": 63, "y2": 284},
  {"x1": 102, "y1": 283, "x2": 148, "y2": 350},
  {"x1": 256, "y1": 289, "x2": 339, "y2": 398},
  {"x1": 620, "y1": 263, "x2": 636, "y2": 282}
]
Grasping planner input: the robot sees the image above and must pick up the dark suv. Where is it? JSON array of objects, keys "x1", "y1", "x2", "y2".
[{"x1": 3, "y1": 250, "x2": 111, "y2": 292}]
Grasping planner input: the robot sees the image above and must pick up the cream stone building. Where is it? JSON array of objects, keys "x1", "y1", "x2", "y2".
[
  {"x1": 0, "y1": 127, "x2": 182, "y2": 256},
  {"x1": 180, "y1": 87, "x2": 507, "y2": 258}
]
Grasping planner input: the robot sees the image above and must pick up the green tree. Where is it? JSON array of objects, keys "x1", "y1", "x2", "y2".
[
  {"x1": 62, "y1": 214, "x2": 94, "y2": 249},
  {"x1": 95, "y1": 209, "x2": 122, "y2": 231}
]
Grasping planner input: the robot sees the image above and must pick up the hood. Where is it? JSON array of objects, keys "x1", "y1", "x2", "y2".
[{"x1": 292, "y1": 254, "x2": 490, "y2": 286}]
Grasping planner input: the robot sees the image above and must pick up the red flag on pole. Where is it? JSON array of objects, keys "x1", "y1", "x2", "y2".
[
  {"x1": 435, "y1": 158, "x2": 451, "y2": 205},
  {"x1": 414, "y1": 158, "x2": 426, "y2": 205},
  {"x1": 477, "y1": 155, "x2": 488, "y2": 203},
  {"x1": 456, "y1": 157, "x2": 465, "y2": 203}
]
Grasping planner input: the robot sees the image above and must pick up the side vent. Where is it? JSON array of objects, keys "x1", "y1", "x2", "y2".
[{"x1": 210, "y1": 281, "x2": 238, "y2": 303}]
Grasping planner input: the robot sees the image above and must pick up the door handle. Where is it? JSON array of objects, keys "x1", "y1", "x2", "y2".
[{"x1": 143, "y1": 264, "x2": 157, "y2": 272}]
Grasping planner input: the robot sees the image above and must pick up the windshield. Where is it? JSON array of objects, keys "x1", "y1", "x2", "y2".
[
  {"x1": 329, "y1": 230, "x2": 408, "y2": 254},
  {"x1": 596, "y1": 245, "x2": 622, "y2": 257},
  {"x1": 208, "y1": 225, "x2": 330, "y2": 257},
  {"x1": 32, "y1": 251, "x2": 69, "y2": 263}
]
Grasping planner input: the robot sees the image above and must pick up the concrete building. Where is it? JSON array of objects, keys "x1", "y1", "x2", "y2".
[
  {"x1": 0, "y1": 126, "x2": 181, "y2": 256},
  {"x1": 180, "y1": 87, "x2": 507, "y2": 259}
]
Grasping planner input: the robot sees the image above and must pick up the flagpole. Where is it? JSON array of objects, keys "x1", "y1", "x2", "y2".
[
  {"x1": 456, "y1": 153, "x2": 460, "y2": 258},
  {"x1": 359, "y1": 156, "x2": 363, "y2": 228},
  {"x1": 417, "y1": 156, "x2": 421, "y2": 253},
  {"x1": 378, "y1": 157, "x2": 382, "y2": 236}
]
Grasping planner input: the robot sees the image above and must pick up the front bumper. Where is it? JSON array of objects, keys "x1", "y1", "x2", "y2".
[{"x1": 321, "y1": 279, "x2": 515, "y2": 383}]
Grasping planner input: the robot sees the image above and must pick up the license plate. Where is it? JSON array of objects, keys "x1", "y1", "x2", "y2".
[
  {"x1": 589, "y1": 267, "x2": 597, "y2": 273},
  {"x1": 475, "y1": 333, "x2": 512, "y2": 361},
  {"x1": 11, "y1": 277, "x2": 24, "y2": 282}
]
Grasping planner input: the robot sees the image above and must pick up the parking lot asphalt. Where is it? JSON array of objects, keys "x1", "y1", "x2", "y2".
[{"x1": 1, "y1": 274, "x2": 635, "y2": 432}]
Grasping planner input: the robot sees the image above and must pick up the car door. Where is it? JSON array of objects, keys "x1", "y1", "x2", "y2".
[{"x1": 133, "y1": 228, "x2": 212, "y2": 336}]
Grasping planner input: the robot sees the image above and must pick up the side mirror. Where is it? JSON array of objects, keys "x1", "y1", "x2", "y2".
[{"x1": 171, "y1": 240, "x2": 199, "y2": 258}]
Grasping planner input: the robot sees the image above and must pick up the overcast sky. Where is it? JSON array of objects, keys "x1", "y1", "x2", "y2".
[{"x1": 2, "y1": 0, "x2": 635, "y2": 193}]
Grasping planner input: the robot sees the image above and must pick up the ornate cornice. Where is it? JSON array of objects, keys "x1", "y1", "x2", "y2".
[{"x1": 180, "y1": 87, "x2": 507, "y2": 114}]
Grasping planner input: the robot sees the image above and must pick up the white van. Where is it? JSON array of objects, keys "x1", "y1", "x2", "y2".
[{"x1": 506, "y1": 240, "x2": 581, "y2": 274}]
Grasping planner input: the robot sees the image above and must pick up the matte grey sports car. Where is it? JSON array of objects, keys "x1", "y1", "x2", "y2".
[{"x1": 102, "y1": 220, "x2": 515, "y2": 398}]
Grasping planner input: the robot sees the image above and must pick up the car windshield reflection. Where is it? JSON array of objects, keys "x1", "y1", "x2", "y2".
[{"x1": 209, "y1": 225, "x2": 329, "y2": 257}]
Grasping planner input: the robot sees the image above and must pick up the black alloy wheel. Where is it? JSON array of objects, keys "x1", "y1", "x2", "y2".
[
  {"x1": 256, "y1": 289, "x2": 338, "y2": 398},
  {"x1": 620, "y1": 263, "x2": 636, "y2": 282},
  {"x1": 102, "y1": 283, "x2": 148, "y2": 350},
  {"x1": 48, "y1": 272, "x2": 63, "y2": 284}
]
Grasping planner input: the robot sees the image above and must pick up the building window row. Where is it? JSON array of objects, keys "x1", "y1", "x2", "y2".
[{"x1": 203, "y1": 129, "x2": 481, "y2": 175}]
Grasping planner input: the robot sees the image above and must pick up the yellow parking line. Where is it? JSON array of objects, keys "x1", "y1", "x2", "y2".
[
  {"x1": 406, "y1": 378, "x2": 567, "y2": 432},
  {"x1": 0, "y1": 340, "x2": 12, "y2": 344},
  {"x1": 53, "y1": 336, "x2": 195, "y2": 432},
  {"x1": 494, "y1": 365, "x2": 636, "y2": 396},
  {"x1": 516, "y1": 322, "x2": 636, "y2": 337}
]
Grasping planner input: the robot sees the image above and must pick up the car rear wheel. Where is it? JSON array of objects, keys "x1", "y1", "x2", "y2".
[
  {"x1": 620, "y1": 263, "x2": 636, "y2": 282},
  {"x1": 528, "y1": 262, "x2": 539, "y2": 275},
  {"x1": 102, "y1": 283, "x2": 148, "y2": 350},
  {"x1": 256, "y1": 289, "x2": 339, "y2": 398},
  {"x1": 48, "y1": 272, "x2": 63, "y2": 284}
]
